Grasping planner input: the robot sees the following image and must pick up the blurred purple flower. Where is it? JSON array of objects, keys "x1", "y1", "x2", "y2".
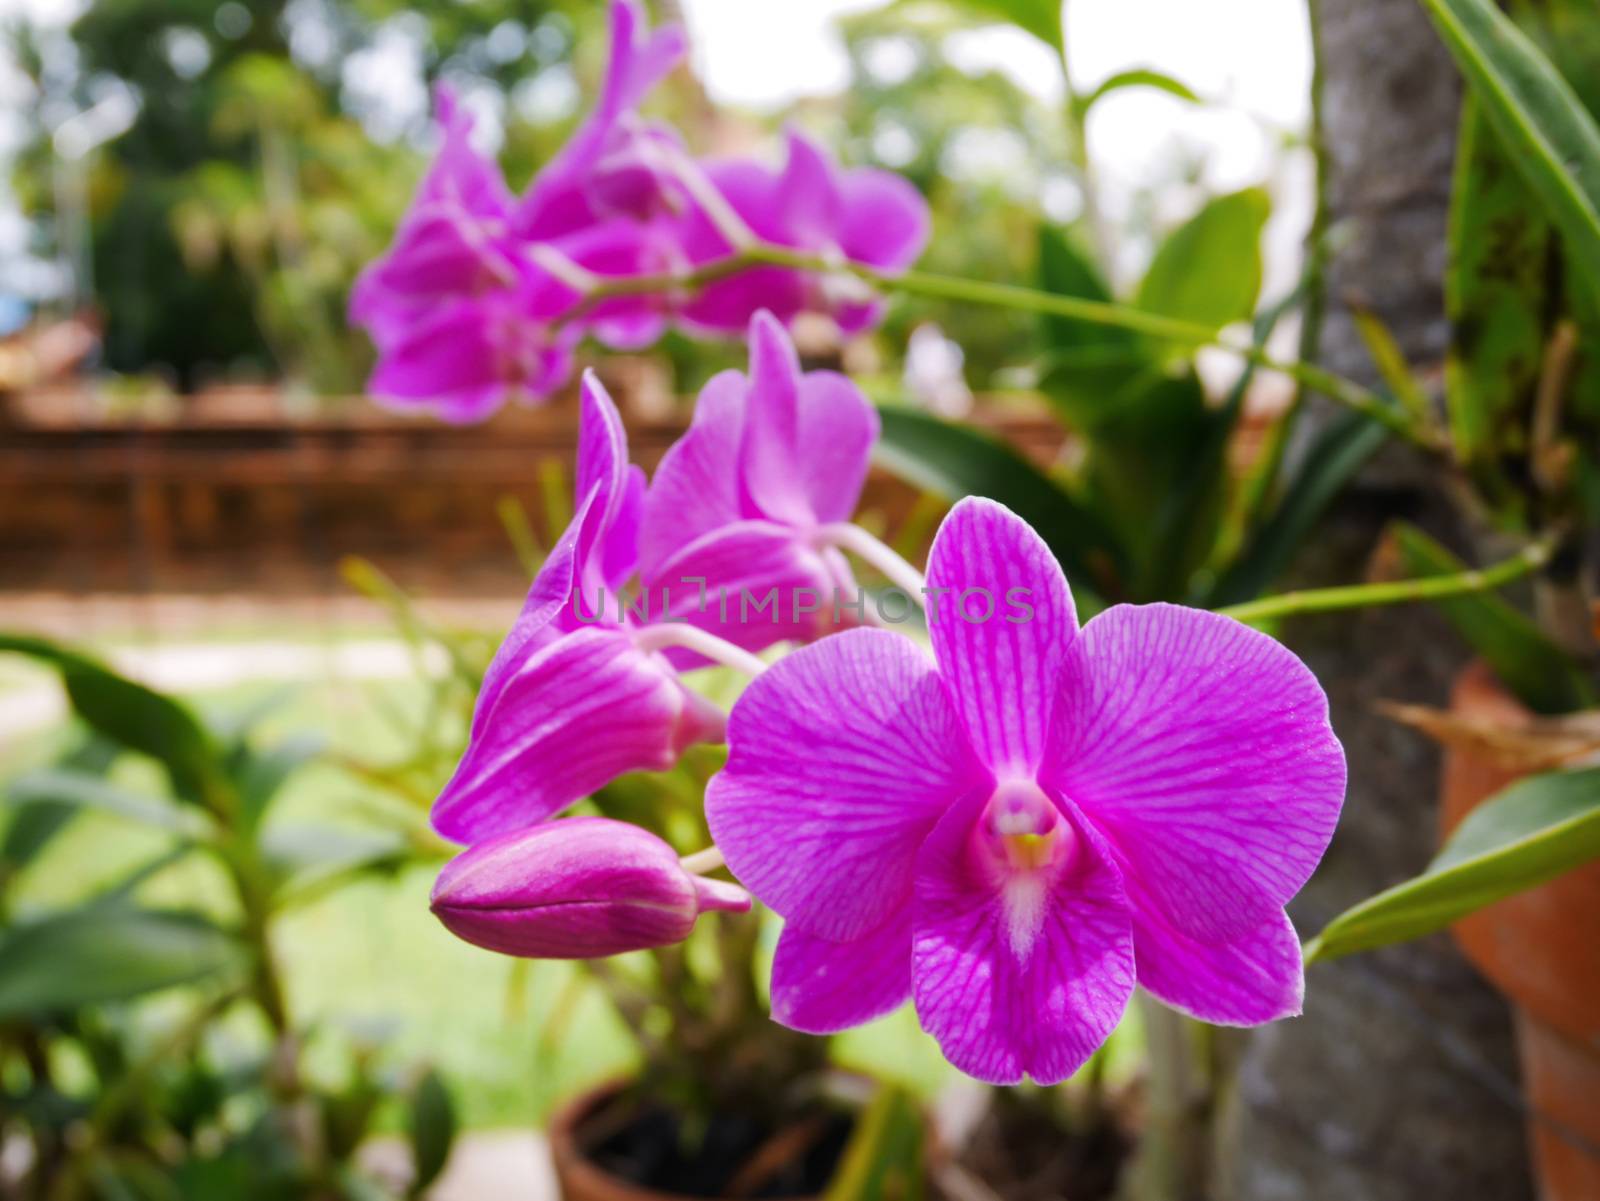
[
  {"x1": 432, "y1": 373, "x2": 724, "y2": 843},
  {"x1": 707, "y1": 498, "x2": 1346, "y2": 1085},
  {"x1": 639, "y1": 311, "x2": 878, "y2": 654},
  {"x1": 350, "y1": 85, "x2": 522, "y2": 353},
  {"x1": 679, "y1": 128, "x2": 930, "y2": 337},
  {"x1": 351, "y1": 0, "x2": 932, "y2": 423},
  {"x1": 432, "y1": 817, "x2": 749, "y2": 958}
]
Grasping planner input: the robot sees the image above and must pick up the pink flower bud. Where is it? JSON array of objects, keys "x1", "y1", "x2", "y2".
[{"x1": 430, "y1": 817, "x2": 750, "y2": 959}]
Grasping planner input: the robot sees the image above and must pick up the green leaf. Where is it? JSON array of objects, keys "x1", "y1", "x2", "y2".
[
  {"x1": 1419, "y1": 0, "x2": 1600, "y2": 297},
  {"x1": 1306, "y1": 766, "x2": 1600, "y2": 961},
  {"x1": 1208, "y1": 413, "x2": 1387, "y2": 606},
  {"x1": 943, "y1": 0, "x2": 1063, "y2": 51},
  {"x1": 822, "y1": 1084, "x2": 927, "y2": 1201},
  {"x1": 1035, "y1": 224, "x2": 1154, "y2": 425},
  {"x1": 259, "y1": 824, "x2": 408, "y2": 897},
  {"x1": 1134, "y1": 187, "x2": 1271, "y2": 339},
  {"x1": 1393, "y1": 524, "x2": 1594, "y2": 714},
  {"x1": 1, "y1": 737, "x2": 120, "y2": 884},
  {"x1": 874, "y1": 404, "x2": 1120, "y2": 597},
  {"x1": 408, "y1": 1069, "x2": 457, "y2": 1195},
  {"x1": 228, "y1": 733, "x2": 326, "y2": 831},
  {"x1": 1349, "y1": 302, "x2": 1434, "y2": 428},
  {"x1": 1444, "y1": 97, "x2": 1553, "y2": 461},
  {"x1": 1081, "y1": 370, "x2": 1225, "y2": 599},
  {"x1": 0, "y1": 905, "x2": 245, "y2": 1018},
  {"x1": 6, "y1": 769, "x2": 215, "y2": 839},
  {"x1": 1081, "y1": 67, "x2": 1201, "y2": 115},
  {"x1": 0, "y1": 634, "x2": 225, "y2": 808}
]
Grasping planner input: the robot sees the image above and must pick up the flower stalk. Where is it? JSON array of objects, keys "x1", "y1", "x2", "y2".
[
  {"x1": 819, "y1": 522, "x2": 929, "y2": 603},
  {"x1": 1217, "y1": 536, "x2": 1555, "y2": 626},
  {"x1": 566, "y1": 240, "x2": 1438, "y2": 450},
  {"x1": 633, "y1": 622, "x2": 770, "y2": 678}
]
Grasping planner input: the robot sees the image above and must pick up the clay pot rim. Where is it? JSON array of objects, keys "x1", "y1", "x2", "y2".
[{"x1": 546, "y1": 1076, "x2": 831, "y2": 1201}]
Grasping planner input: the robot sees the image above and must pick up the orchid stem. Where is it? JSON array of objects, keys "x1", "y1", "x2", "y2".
[
  {"x1": 680, "y1": 846, "x2": 725, "y2": 875},
  {"x1": 570, "y1": 241, "x2": 1437, "y2": 451},
  {"x1": 821, "y1": 522, "x2": 928, "y2": 603},
  {"x1": 1217, "y1": 537, "x2": 1554, "y2": 626},
  {"x1": 633, "y1": 623, "x2": 768, "y2": 678}
]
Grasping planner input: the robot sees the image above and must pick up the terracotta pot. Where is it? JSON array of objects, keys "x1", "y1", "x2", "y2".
[
  {"x1": 547, "y1": 1080, "x2": 838, "y2": 1201},
  {"x1": 1439, "y1": 662, "x2": 1600, "y2": 1201}
]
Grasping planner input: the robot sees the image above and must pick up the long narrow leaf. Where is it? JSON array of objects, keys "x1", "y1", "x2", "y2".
[
  {"x1": 1207, "y1": 413, "x2": 1387, "y2": 606},
  {"x1": 875, "y1": 404, "x2": 1120, "y2": 599},
  {"x1": 1393, "y1": 524, "x2": 1594, "y2": 714},
  {"x1": 0, "y1": 633, "x2": 225, "y2": 809},
  {"x1": 1420, "y1": 0, "x2": 1600, "y2": 291},
  {"x1": 1306, "y1": 766, "x2": 1600, "y2": 961}
]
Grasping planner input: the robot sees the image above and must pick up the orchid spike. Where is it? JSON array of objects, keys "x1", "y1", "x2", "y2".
[
  {"x1": 639, "y1": 311, "x2": 878, "y2": 654},
  {"x1": 706, "y1": 498, "x2": 1346, "y2": 1085},
  {"x1": 431, "y1": 817, "x2": 750, "y2": 958},
  {"x1": 430, "y1": 373, "x2": 724, "y2": 843}
]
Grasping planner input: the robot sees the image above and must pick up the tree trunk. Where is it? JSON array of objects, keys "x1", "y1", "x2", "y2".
[{"x1": 1216, "y1": 3, "x2": 1534, "y2": 1198}]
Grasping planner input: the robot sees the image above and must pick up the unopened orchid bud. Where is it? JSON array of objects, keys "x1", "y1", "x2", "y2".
[{"x1": 430, "y1": 817, "x2": 750, "y2": 959}]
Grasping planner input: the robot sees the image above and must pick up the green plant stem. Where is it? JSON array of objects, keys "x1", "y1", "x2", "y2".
[
  {"x1": 573, "y1": 244, "x2": 1435, "y2": 449},
  {"x1": 1218, "y1": 536, "x2": 1554, "y2": 625}
]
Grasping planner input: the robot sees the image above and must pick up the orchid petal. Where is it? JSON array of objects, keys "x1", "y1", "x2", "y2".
[
  {"x1": 646, "y1": 520, "x2": 851, "y2": 655},
  {"x1": 772, "y1": 907, "x2": 913, "y2": 1034},
  {"x1": 738, "y1": 311, "x2": 812, "y2": 526},
  {"x1": 708, "y1": 627, "x2": 986, "y2": 941},
  {"x1": 925, "y1": 498, "x2": 1079, "y2": 778},
  {"x1": 433, "y1": 626, "x2": 723, "y2": 843},
  {"x1": 775, "y1": 129, "x2": 845, "y2": 247},
  {"x1": 1133, "y1": 902, "x2": 1304, "y2": 1025},
  {"x1": 911, "y1": 793, "x2": 1135, "y2": 1085},
  {"x1": 638, "y1": 370, "x2": 747, "y2": 578},
  {"x1": 1045, "y1": 603, "x2": 1346, "y2": 942},
  {"x1": 838, "y1": 168, "x2": 930, "y2": 273}
]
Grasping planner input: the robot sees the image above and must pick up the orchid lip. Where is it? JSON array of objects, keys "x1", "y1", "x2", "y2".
[{"x1": 978, "y1": 779, "x2": 1078, "y2": 878}]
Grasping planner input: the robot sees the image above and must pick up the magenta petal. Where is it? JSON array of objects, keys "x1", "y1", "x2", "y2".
[
  {"x1": 912, "y1": 794, "x2": 1135, "y2": 1086},
  {"x1": 602, "y1": 465, "x2": 646, "y2": 592},
  {"x1": 1045, "y1": 604, "x2": 1346, "y2": 942},
  {"x1": 925, "y1": 498, "x2": 1079, "y2": 777},
  {"x1": 432, "y1": 627, "x2": 723, "y2": 843},
  {"x1": 1134, "y1": 903, "x2": 1304, "y2": 1025},
  {"x1": 774, "y1": 129, "x2": 844, "y2": 246},
  {"x1": 575, "y1": 372, "x2": 631, "y2": 566},
  {"x1": 472, "y1": 491, "x2": 591, "y2": 740},
  {"x1": 838, "y1": 168, "x2": 930, "y2": 273},
  {"x1": 771, "y1": 907, "x2": 913, "y2": 1034},
  {"x1": 792, "y1": 370, "x2": 878, "y2": 525},
  {"x1": 638, "y1": 369, "x2": 746, "y2": 578},
  {"x1": 646, "y1": 520, "x2": 851, "y2": 654},
  {"x1": 738, "y1": 311, "x2": 812, "y2": 527},
  {"x1": 707, "y1": 627, "x2": 986, "y2": 941}
]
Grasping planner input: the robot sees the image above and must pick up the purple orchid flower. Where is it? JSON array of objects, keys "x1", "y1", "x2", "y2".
[
  {"x1": 432, "y1": 817, "x2": 749, "y2": 958},
  {"x1": 706, "y1": 498, "x2": 1346, "y2": 1085},
  {"x1": 513, "y1": 0, "x2": 691, "y2": 352},
  {"x1": 350, "y1": 85, "x2": 521, "y2": 353},
  {"x1": 639, "y1": 311, "x2": 878, "y2": 654},
  {"x1": 356, "y1": 3, "x2": 688, "y2": 420},
  {"x1": 679, "y1": 128, "x2": 930, "y2": 337},
  {"x1": 431, "y1": 372, "x2": 725, "y2": 843}
]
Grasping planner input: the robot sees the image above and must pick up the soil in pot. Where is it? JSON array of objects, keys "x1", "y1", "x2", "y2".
[
  {"x1": 957, "y1": 1091, "x2": 1131, "y2": 1201},
  {"x1": 554, "y1": 1082, "x2": 855, "y2": 1200}
]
